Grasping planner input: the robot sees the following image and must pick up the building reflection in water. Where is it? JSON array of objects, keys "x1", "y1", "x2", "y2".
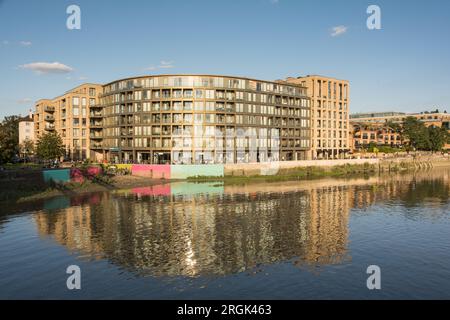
[{"x1": 33, "y1": 169, "x2": 450, "y2": 278}]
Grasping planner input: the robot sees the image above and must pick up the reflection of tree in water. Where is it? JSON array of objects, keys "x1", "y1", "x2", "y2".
[{"x1": 401, "y1": 178, "x2": 450, "y2": 207}]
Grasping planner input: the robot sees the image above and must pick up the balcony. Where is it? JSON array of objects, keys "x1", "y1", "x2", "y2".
[
  {"x1": 45, "y1": 115, "x2": 55, "y2": 122},
  {"x1": 91, "y1": 143, "x2": 103, "y2": 149},
  {"x1": 90, "y1": 134, "x2": 103, "y2": 139},
  {"x1": 44, "y1": 125, "x2": 55, "y2": 131},
  {"x1": 44, "y1": 106, "x2": 55, "y2": 112},
  {"x1": 89, "y1": 111, "x2": 103, "y2": 118},
  {"x1": 90, "y1": 122, "x2": 103, "y2": 128}
]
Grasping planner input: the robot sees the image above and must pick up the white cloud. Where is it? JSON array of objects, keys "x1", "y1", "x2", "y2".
[
  {"x1": 17, "y1": 98, "x2": 32, "y2": 104},
  {"x1": 159, "y1": 60, "x2": 175, "y2": 69},
  {"x1": 19, "y1": 62, "x2": 74, "y2": 74},
  {"x1": 144, "y1": 60, "x2": 175, "y2": 71},
  {"x1": 330, "y1": 25, "x2": 348, "y2": 37},
  {"x1": 19, "y1": 41, "x2": 32, "y2": 47}
]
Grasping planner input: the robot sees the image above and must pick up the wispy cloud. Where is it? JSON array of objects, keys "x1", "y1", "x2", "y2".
[
  {"x1": 19, "y1": 62, "x2": 74, "y2": 74},
  {"x1": 330, "y1": 25, "x2": 348, "y2": 37},
  {"x1": 17, "y1": 98, "x2": 32, "y2": 104},
  {"x1": 159, "y1": 60, "x2": 175, "y2": 69},
  {"x1": 144, "y1": 60, "x2": 175, "y2": 71},
  {"x1": 270, "y1": 0, "x2": 279, "y2": 4},
  {"x1": 3, "y1": 40, "x2": 33, "y2": 47}
]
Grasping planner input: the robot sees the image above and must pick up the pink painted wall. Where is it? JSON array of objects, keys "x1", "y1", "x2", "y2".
[
  {"x1": 131, "y1": 164, "x2": 170, "y2": 179},
  {"x1": 86, "y1": 166, "x2": 102, "y2": 177},
  {"x1": 70, "y1": 166, "x2": 102, "y2": 183},
  {"x1": 70, "y1": 168, "x2": 84, "y2": 183}
]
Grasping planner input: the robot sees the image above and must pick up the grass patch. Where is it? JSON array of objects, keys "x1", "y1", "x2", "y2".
[{"x1": 187, "y1": 163, "x2": 378, "y2": 184}]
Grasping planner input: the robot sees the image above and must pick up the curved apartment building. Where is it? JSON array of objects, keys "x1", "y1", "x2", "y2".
[{"x1": 98, "y1": 75, "x2": 311, "y2": 164}]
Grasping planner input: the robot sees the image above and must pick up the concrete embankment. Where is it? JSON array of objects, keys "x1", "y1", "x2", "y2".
[
  {"x1": 378, "y1": 155, "x2": 450, "y2": 171},
  {"x1": 224, "y1": 158, "x2": 379, "y2": 177},
  {"x1": 224, "y1": 155, "x2": 450, "y2": 177}
]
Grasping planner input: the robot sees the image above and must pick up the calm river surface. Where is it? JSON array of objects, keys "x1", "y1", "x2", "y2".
[{"x1": 1, "y1": 169, "x2": 450, "y2": 299}]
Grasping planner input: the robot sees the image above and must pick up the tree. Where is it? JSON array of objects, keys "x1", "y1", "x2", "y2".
[
  {"x1": 0, "y1": 115, "x2": 20, "y2": 164},
  {"x1": 428, "y1": 126, "x2": 449, "y2": 152},
  {"x1": 386, "y1": 120, "x2": 404, "y2": 145},
  {"x1": 35, "y1": 132, "x2": 65, "y2": 161},
  {"x1": 402, "y1": 117, "x2": 431, "y2": 150},
  {"x1": 19, "y1": 138, "x2": 35, "y2": 160},
  {"x1": 386, "y1": 121, "x2": 401, "y2": 134}
]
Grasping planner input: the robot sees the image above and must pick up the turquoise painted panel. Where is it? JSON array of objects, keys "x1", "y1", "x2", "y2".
[
  {"x1": 170, "y1": 181, "x2": 224, "y2": 196},
  {"x1": 42, "y1": 169, "x2": 71, "y2": 183},
  {"x1": 170, "y1": 165, "x2": 224, "y2": 179}
]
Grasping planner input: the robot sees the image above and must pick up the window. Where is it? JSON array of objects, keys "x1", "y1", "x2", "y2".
[
  {"x1": 194, "y1": 101, "x2": 204, "y2": 111},
  {"x1": 173, "y1": 102, "x2": 182, "y2": 111},
  {"x1": 183, "y1": 101, "x2": 192, "y2": 111},
  {"x1": 195, "y1": 90, "x2": 203, "y2": 99},
  {"x1": 205, "y1": 90, "x2": 214, "y2": 99},
  {"x1": 205, "y1": 114, "x2": 215, "y2": 123},
  {"x1": 183, "y1": 114, "x2": 192, "y2": 123},
  {"x1": 152, "y1": 102, "x2": 160, "y2": 111},
  {"x1": 194, "y1": 114, "x2": 204, "y2": 124}
]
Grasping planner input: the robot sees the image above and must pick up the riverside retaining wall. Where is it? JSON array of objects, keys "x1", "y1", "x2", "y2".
[
  {"x1": 42, "y1": 166, "x2": 103, "y2": 183},
  {"x1": 224, "y1": 158, "x2": 380, "y2": 176}
]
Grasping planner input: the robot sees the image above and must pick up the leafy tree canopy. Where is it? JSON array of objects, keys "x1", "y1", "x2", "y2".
[
  {"x1": 0, "y1": 115, "x2": 20, "y2": 164},
  {"x1": 35, "y1": 132, "x2": 65, "y2": 160}
]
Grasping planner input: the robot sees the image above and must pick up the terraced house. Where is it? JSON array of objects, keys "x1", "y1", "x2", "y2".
[{"x1": 33, "y1": 74, "x2": 351, "y2": 164}]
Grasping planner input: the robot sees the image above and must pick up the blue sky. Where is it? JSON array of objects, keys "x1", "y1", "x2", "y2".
[{"x1": 1, "y1": 0, "x2": 450, "y2": 118}]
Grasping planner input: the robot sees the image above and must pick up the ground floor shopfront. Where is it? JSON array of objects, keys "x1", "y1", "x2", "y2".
[{"x1": 103, "y1": 148, "x2": 310, "y2": 164}]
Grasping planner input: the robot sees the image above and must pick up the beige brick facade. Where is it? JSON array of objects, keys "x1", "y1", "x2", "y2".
[
  {"x1": 34, "y1": 84, "x2": 103, "y2": 161},
  {"x1": 286, "y1": 75, "x2": 350, "y2": 159}
]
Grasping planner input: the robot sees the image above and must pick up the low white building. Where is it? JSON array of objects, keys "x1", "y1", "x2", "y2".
[{"x1": 19, "y1": 111, "x2": 34, "y2": 145}]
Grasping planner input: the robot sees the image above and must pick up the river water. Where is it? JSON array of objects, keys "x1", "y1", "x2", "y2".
[{"x1": 1, "y1": 169, "x2": 450, "y2": 299}]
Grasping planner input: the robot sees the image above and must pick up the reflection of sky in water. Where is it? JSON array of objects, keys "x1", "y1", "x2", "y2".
[{"x1": 0, "y1": 169, "x2": 450, "y2": 299}]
